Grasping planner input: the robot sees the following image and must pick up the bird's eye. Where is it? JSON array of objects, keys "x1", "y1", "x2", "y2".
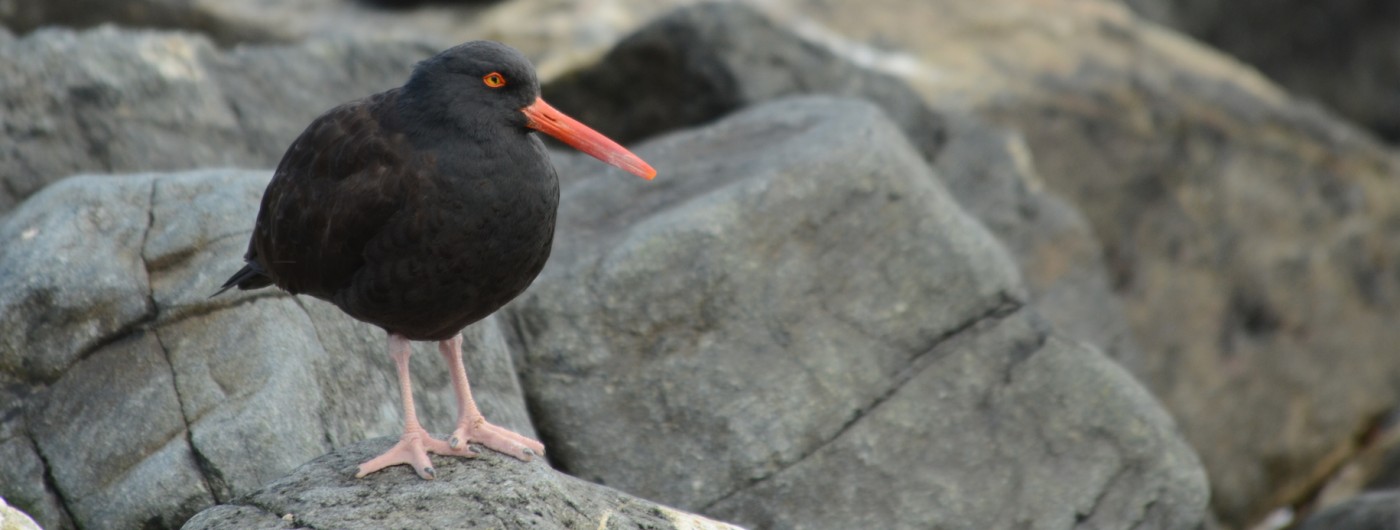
[{"x1": 483, "y1": 72, "x2": 506, "y2": 88}]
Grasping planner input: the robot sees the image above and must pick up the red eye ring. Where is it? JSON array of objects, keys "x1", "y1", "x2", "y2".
[{"x1": 483, "y1": 72, "x2": 506, "y2": 88}]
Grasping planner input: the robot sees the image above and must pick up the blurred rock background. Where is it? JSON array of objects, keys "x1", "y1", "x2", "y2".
[{"x1": 1, "y1": 1, "x2": 1397, "y2": 529}]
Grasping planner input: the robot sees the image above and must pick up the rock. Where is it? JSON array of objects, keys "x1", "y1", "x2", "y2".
[
  {"x1": 931, "y1": 114, "x2": 1144, "y2": 370},
  {"x1": 1295, "y1": 490, "x2": 1400, "y2": 530},
  {"x1": 542, "y1": 3, "x2": 945, "y2": 154},
  {"x1": 513, "y1": 96, "x2": 1208, "y2": 528},
  {"x1": 0, "y1": 170, "x2": 537, "y2": 530},
  {"x1": 181, "y1": 438, "x2": 744, "y2": 530},
  {"x1": 0, "y1": 0, "x2": 698, "y2": 78},
  {"x1": 0, "y1": 174, "x2": 155, "y2": 381},
  {"x1": 0, "y1": 497, "x2": 43, "y2": 530},
  {"x1": 0, "y1": 26, "x2": 433, "y2": 213},
  {"x1": 542, "y1": 1, "x2": 1143, "y2": 369},
  {"x1": 741, "y1": 1, "x2": 1400, "y2": 525},
  {"x1": 1120, "y1": 0, "x2": 1400, "y2": 143}
]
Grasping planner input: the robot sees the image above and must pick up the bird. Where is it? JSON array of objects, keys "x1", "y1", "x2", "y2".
[{"x1": 215, "y1": 40, "x2": 655, "y2": 480}]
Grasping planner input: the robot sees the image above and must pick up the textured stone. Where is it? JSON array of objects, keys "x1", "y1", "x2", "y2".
[
  {"x1": 0, "y1": 174, "x2": 155, "y2": 381},
  {"x1": 0, "y1": 170, "x2": 537, "y2": 529},
  {"x1": 708, "y1": 314, "x2": 1204, "y2": 530},
  {"x1": 27, "y1": 332, "x2": 214, "y2": 530},
  {"x1": 514, "y1": 96, "x2": 1208, "y2": 528},
  {"x1": 0, "y1": 27, "x2": 432, "y2": 213},
  {"x1": 182, "y1": 438, "x2": 744, "y2": 530},
  {"x1": 751, "y1": 1, "x2": 1400, "y2": 525},
  {"x1": 541, "y1": 2, "x2": 1140, "y2": 369}
]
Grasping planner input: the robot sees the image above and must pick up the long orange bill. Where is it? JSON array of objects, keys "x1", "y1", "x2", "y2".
[{"x1": 522, "y1": 97, "x2": 657, "y2": 180}]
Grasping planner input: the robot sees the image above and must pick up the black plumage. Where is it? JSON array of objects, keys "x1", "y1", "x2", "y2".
[{"x1": 217, "y1": 40, "x2": 653, "y2": 480}]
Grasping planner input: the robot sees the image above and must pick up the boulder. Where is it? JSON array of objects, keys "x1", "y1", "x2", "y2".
[
  {"x1": 1119, "y1": 0, "x2": 1400, "y2": 143},
  {"x1": 0, "y1": 26, "x2": 433, "y2": 213},
  {"x1": 737, "y1": 1, "x2": 1400, "y2": 525},
  {"x1": 0, "y1": 170, "x2": 536, "y2": 530},
  {"x1": 181, "y1": 438, "x2": 743, "y2": 530},
  {"x1": 541, "y1": 1, "x2": 1143, "y2": 371},
  {"x1": 512, "y1": 95, "x2": 1208, "y2": 528}
]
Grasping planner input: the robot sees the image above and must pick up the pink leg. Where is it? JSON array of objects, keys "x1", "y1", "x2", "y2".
[
  {"x1": 436, "y1": 334, "x2": 545, "y2": 461},
  {"x1": 356, "y1": 334, "x2": 454, "y2": 480}
]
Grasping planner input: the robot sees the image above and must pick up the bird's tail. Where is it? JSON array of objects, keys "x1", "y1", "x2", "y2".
[{"x1": 211, "y1": 262, "x2": 274, "y2": 298}]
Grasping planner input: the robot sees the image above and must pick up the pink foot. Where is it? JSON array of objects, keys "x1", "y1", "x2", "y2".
[
  {"x1": 355, "y1": 428, "x2": 459, "y2": 480},
  {"x1": 439, "y1": 416, "x2": 545, "y2": 462}
]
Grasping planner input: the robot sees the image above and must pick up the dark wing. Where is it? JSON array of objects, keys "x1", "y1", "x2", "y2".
[{"x1": 242, "y1": 90, "x2": 425, "y2": 299}]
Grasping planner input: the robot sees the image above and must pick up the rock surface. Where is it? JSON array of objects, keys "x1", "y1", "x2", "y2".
[
  {"x1": 1120, "y1": 0, "x2": 1400, "y2": 143},
  {"x1": 731, "y1": 1, "x2": 1400, "y2": 526},
  {"x1": 542, "y1": 1, "x2": 1142, "y2": 371},
  {"x1": 182, "y1": 437, "x2": 743, "y2": 530},
  {"x1": 6, "y1": 1, "x2": 1397, "y2": 528},
  {"x1": 0, "y1": 27, "x2": 432, "y2": 213},
  {"x1": 0, "y1": 0, "x2": 699, "y2": 78},
  {"x1": 1295, "y1": 490, "x2": 1400, "y2": 530},
  {"x1": 0, "y1": 170, "x2": 536, "y2": 530},
  {"x1": 514, "y1": 96, "x2": 1208, "y2": 528},
  {"x1": 0, "y1": 497, "x2": 42, "y2": 530}
]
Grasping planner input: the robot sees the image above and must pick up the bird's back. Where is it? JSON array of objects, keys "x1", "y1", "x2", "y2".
[{"x1": 230, "y1": 89, "x2": 560, "y2": 340}]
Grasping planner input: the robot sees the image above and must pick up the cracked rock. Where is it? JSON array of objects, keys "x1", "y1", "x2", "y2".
[
  {"x1": 541, "y1": 1, "x2": 1143, "y2": 372},
  {"x1": 0, "y1": 173, "x2": 155, "y2": 382},
  {"x1": 182, "y1": 437, "x2": 744, "y2": 530},
  {"x1": 510, "y1": 96, "x2": 1209, "y2": 528},
  {"x1": 0, "y1": 169, "x2": 536, "y2": 530}
]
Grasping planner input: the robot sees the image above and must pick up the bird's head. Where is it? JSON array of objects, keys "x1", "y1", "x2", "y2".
[{"x1": 407, "y1": 41, "x2": 656, "y2": 180}]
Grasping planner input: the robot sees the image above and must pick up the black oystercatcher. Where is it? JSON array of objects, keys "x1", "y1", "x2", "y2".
[{"x1": 216, "y1": 41, "x2": 655, "y2": 480}]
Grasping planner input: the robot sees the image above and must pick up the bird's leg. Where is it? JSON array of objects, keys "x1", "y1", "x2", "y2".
[
  {"x1": 437, "y1": 333, "x2": 545, "y2": 461},
  {"x1": 356, "y1": 333, "x2": 449, "y2": 480}
]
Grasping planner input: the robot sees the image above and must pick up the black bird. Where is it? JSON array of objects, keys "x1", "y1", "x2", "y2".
[{"x1": 218, "y1": 41, "x2": 655, "y2": 480}]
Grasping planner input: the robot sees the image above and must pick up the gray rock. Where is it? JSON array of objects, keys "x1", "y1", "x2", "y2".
[
  {"x1": 0, "y1": 0, "x2": 693, "y2": 79},
  {"x1": 514, "y1": 96, "x2": 1208, "y2": 528},
  {"x1": 0, "y1": 400, "x2": 70, "y2": 530},
  {"x1": 0, "y1": 169, "x2": 537, "y2": 530},
  {"x1": 181, "y1": 438, "x2": 744, "y2": 530},
  {"x1": 931, "y1": 113, "x2": 1145, "y2": 372},
  {"x1": 543, "y1": 2, "x2": 945, "y2": 153},
  {"x1": 28, "y1": 332, "x2": 214, "y2": 530},
  {"x1": 759, "y1": 1, "x2": 1400, "y2": 525},
  {"x1": 541, "y1": 1, "x2": 1142, "y2": 369},
  {"x1": 0, "y1": 173, "x2": 155, "y2": 382},
  {"x1": 0, "y1": 26, "x2": 433, "y2": 213},
  {"x1": 708, "y1": 314, "x2": 1204, "y2": 530},
  {"x1": 1296, "y1": 490, "x2": 1400, "y2": 530}
]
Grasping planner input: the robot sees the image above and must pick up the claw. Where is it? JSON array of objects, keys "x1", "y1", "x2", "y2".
[
  {"x1": 445, "y1": 418, "x2": 544, "y2": 462},
  {"x1": 356, "y1": 430, "x2": 446, "y2": 480}
]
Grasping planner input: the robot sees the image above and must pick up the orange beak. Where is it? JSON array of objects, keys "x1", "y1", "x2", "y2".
[{"x1": 522, "y1": 97, "x2": 656, "y2": 180}]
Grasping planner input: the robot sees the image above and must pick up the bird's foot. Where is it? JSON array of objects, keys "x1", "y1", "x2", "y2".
[
  {"x1": 441, "y1": 416, "x2": 545, "y2": 462},
  {"x1": 356, "y1": 428, "x2": 456, "y2": 480}
]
